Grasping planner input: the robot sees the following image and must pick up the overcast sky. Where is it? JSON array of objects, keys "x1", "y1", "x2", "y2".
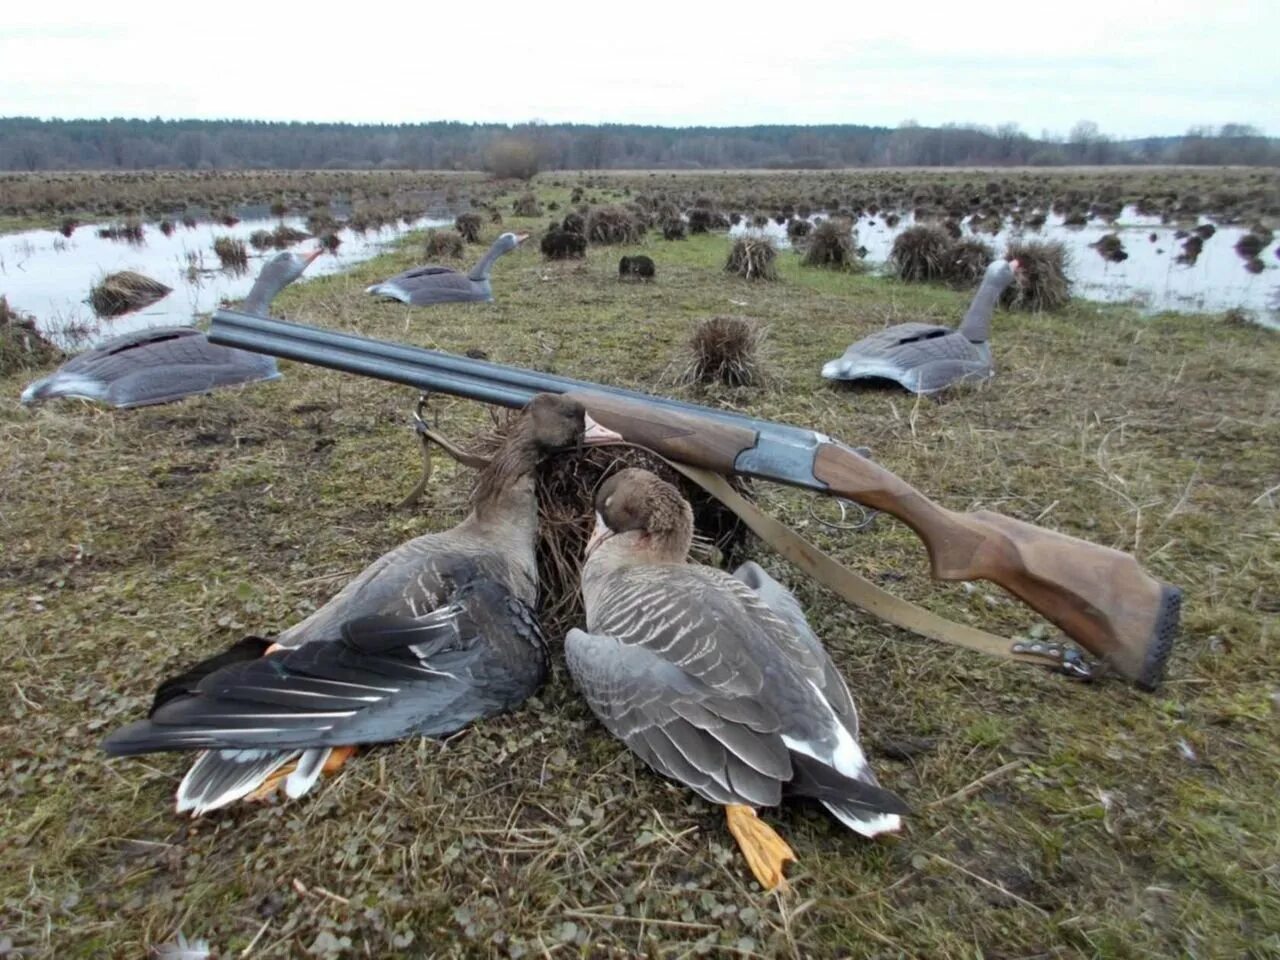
[{"x1": 2, "y1": 0, "x2": 1274, "y2": 138}]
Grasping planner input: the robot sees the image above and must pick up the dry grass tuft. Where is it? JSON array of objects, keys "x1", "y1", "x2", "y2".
[
  {"x1": 86, "y1": 270, "x2": 172, "y2": 317},
  {"x1": 675, "y1": 315, "x2": 769, "y2": 387},
  {"x1": 424, "y1": 229, "x2": 464, "y2": 259},
  {"x1": 0, "y1": 295, "x2": 63, "y2": 375},
  {"x1": 890, "y1": 225, "x2": 953, "y2": 282},
  {"x1": 802, "y1": 218, "x2": 859, "y2": 270},
  {"x1": 454, "y1": 213, "x2": 483, "y2": 243},
  {"x1": 212, "y1": 236, "x2": 248, "y2": 269},
  {"x1": 725, "y1": 235, "x2": 778, "y2": 280},
  {"x1": 96, "y1": 219, "x2": 145, "y2": 243},
  {"x1": 1002, "y1": 240, "x2": 1071, "y2": 311},
  {"x1": 586, "y1": 206, "x2": 644, "y2": 245},
  {"x1": 513, "y1": 193, "x2": 543, "y2": 218},
  {"x1": 944, "y1": 237, "x2": 995, "y2": 287}
]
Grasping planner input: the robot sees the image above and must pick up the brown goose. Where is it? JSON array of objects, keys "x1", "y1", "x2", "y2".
[
  {"x1": 102, "y1": 394, "x2": 621, "y2": 815},
  {"x1": 365, "y1": 232, "x2": 529, "y2": 305},
  {"x1": 566, "y1": 469, "x2": 908, "y2": 890},
  {"x1": 821, "y1": 258, "x2": 1020, "y2": 394}
]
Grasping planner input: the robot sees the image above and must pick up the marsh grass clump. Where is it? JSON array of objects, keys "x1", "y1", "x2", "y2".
[
  {"x1": 58, "y1": 218, "x2": 77, "y2": 238},
  {"x1": 802, "y1": 218, "x2": 858, "y2": 271},
  {"x1": 424, "y1": 229, "x2": 465, "y2": 259},
  {"x1": 0, "y1": 295, "x2": 62, "y2": 375},
  {"x1": 890, "y1": 225, "x2": 952, "y2": 282},
  {"x1": 725, "y1": 235, "x2": 778, "y2": 281},
  {"x1": 455, "y1": 213, "x2": 483, "y2": 243},
  {"x1": 470, "y1": 418, "x2": 749, "y2": 637},
  {"x1": 1235, "y1": 233, "x2": 1267, "y2": 258},
  {"x1": 1092, "y1": 232, "x2": 1129, "y2": 263},
  {"x1": 270, "y1": 200, "x2": 288, "y2": 218},
  {"x1": 87, "y1": 271, "x2": 172, "y2": 318},
  {"x1": 318, "y1": 232, "x2": 342, "y2": 253},
  {"x1": 270, "y1": 225, "x2": 309, "y2": 248},
  {"x1": 662, "y1": 218, "x2": 687, "y2": 240},
  {"x1": 97, "y1": 219, "x2": 145, "y2": 243},
  {"x1": 943, "y1": 237, "x2": 994, "y2": 287},
  {"x1": 158, "y1": 219, "x2": 175, "y2": 237},
  {"x1": 513, "y1": 193, "x2": 543, "y2": 218},
  {"x1": 1002, "y1": 240, "x2": 1070, "y2": 311},
  {"x1": 786, "y1": 218, "x2": 812, "y2": 242},
  {"x1": 248, "y1": 229, "x2": 274, "y2": 251},
  {"x1": 212, "y1": 236, "x2": 248, "y2": 269},
  {"x1": 586, "y1": 206, "x2": 644, "y2": 245},
  {"x1": 1177, "y1": 234, "x2": 1205, "y2": 266},
  {"x1": 677, "y1": 315, "x2": 769, "y2": 387}
]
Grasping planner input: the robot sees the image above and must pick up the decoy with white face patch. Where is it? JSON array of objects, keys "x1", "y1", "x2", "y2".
[
  {"x1": 20, "y1": 248, "x2": 322, "y2": 409},
  {"x1": 566, "y1": 469, "x2": 908, "y2": 891},
  {"x1": 365, "y1": 231, "x2": 529, "y2": 305},
  {"x1": 821, "y1": 258, "x2": 1020, "y2": 395},
  {"x1": 101, "y1": 394, "x2": 623, "y2": 815}
]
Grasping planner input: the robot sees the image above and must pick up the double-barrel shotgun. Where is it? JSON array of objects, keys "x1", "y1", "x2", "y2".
[{"x1": 208, "y1": 309, "x2": 1181, "y2": 690}]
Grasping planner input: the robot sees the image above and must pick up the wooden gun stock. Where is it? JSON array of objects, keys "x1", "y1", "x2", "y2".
[{"x1": 812, "y1": 444, "x2": 1180, "y2": 689}]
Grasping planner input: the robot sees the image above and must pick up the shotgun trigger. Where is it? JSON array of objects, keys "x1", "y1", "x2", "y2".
[
  {"x1": 1057, "y1": 648, "x2": 1094, "y2": 681},
  {"x1": 411, "y1": 392, "x2": 432, "y2": 436},
  {"x1": 1010, "y1": 638, "x2": 1094, "y2": 681}
]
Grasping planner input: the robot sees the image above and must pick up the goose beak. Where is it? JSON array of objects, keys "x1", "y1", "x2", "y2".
[
  {"x1": 585, "y1": 512, "x2": 615, "y2": 559},
  {"x1": 303, "y1": 247, "x2": 325, "y2": 265},
  {"x1": 583, "y1": 413, "x2": 623, "y2": 445},
  {"x1": 514, "y1": 232, "x2": 530, "y2": 245},
  {"x1": 1008, "y1": 257, "x2": 1022, "y2": 272}
]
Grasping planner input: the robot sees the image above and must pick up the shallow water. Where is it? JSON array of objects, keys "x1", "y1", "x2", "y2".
[
  {"x1": 0, "y1": 210, "x2": 451, "y2": 347},
  {"x1": 731, "y1": 206, "x2": 1280, "y2": 327}
]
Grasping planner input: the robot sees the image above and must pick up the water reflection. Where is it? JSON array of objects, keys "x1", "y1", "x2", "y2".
[
  {"x1": 731, "y1": 206, "x2": 1279, "y2": 326},
  {"x1": 0, "y1": 210, "x2": 452, "y2": 347}
]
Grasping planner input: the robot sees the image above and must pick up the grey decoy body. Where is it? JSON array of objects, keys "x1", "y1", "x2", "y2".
[
  {"x1": 565, "y1": 470, "x2": 907, "y2": 888},
  {"x1": 20, "y1": 249, "x2": 322, "y2": 409},
  {"x1": 821, "y1": 258, "x2": 1019, "y2": 394},
  {"x1": 365, "y1": 231, "x2": 528, "y2": 305},
  {"x1": 101, "y1": 394, "x2": 604, "y2": 815}
]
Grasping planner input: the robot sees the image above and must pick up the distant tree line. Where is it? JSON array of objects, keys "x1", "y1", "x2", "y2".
[{"x1": 0, "y1": 117, "x2": 1274, "y2": 172}]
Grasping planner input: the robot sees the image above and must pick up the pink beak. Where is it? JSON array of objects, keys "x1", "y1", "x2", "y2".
[
  {"x1": 1008, "y1": 257, "x2": 1022, "y2": 272},
  {"x1": 303, "y1": 247, "x2": 325, "y2": 265},
  {"x1": 514, "y1": 232, "x2": 531, "y2": 245},
  {"x1": 583, "y1": 413, "x2": 623, "y2": 445},
  {"x1": 585, "y1": 512, "x2": 614, "y2": 559}
]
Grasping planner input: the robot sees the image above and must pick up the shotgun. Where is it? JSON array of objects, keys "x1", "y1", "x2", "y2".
[{"x1": 208, "y1": 308, "x2": 1181, "y2": 690}]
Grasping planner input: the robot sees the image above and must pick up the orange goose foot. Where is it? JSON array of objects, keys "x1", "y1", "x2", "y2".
[
  {"x1": 243, "y1": 746, "x2": 359, "y2": 803},
  {"x1": 725, "y1": 804, "x2": 796, "y2": 892}
]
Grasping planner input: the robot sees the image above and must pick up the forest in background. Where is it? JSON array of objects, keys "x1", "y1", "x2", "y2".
[{"x1": 0, "y1": 117, "x2": 1275, "y2": 172}]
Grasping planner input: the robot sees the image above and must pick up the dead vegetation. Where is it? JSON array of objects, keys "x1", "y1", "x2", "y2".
[
  {"x1": 1002, "y1": 240, "x2": 1072, "y2": 311},
  {"x1": 802, "y1": 218, "x2": 859, "y2": 270},
  {"x1": 86, "y1": 270, "x2": 172, "y2": 317},
  {"x1": 890, "y1": 224, "x2": 953, "y2": 282},
  {"x1": 0, "y1": 295, "x2": 62, "y2": 374},
  {"x1": 725, "y1": 235, "x2": 778, "y2": 280},
  {"x1": 585, "y1": 206, "x2": 644, "y2": 245},
  {"x1": 454, "y1": 213, "x2": 483, "y2": 243},
  {"x1": 673, "y1": 315, "x2": 769, "y2": 387},
  {"x1": 212, "y1": 235, "x2": 248, "y2": 269},
  {"x1": 424, "y1": 229, "x2": 464, "y2": 259}
]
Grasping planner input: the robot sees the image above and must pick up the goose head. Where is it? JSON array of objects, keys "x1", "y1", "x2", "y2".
[
  {"x1": 243, "y1": 247, "x2": 324, "y2": 314},
  {"x1": 585, "y1": 468, "x2": 694, "y2": 564}
]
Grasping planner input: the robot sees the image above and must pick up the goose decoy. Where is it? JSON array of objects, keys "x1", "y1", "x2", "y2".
[
  {"x1": 566, "y1": 469, "x2": 908, "y2": 891},
  {"x1": 821, "y1": 258, "x2": 1020, "y2": 395},
  {"x1": 101, "y1": 394, "x2": 623, "y2": 815},
  {"x1": 365, "y1": 231, "x2": 529, "y2": 305},
  {"x1": 19, "y1": 248, "x2": 322, "y2": 409}
]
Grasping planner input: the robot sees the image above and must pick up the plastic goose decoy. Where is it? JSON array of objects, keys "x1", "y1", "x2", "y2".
[
  {"x1": 566, "y1": 469, "x2": 908, "y2": 891},
  {"x1": 365, "y1": 231, "x2": 529, "y2": 305},
  {"x1": 821, "y1": 258, "x2": 1020, "y2": 395},
  {"x1": 101, "y1": 394, "x2": 623, "y2": 815},
  {"x1": 20, "y1": 249, "x2": 322, "y2": 409}
]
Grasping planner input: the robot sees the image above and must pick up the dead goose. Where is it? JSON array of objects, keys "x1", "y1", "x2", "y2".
[
  {"x1": 101, "y1": 394, "x2": 623, "y2": 815},
  {"x1": 566, "y1": 469, "x2": 908, "y2": 891},
  {"x1": 821, "y1": 258, "x2": 1020, "y2": 394},
  {"x1": 20, "y1": 248, "x2": 322, "y2": 409},
  {"x1": 365, "y1": 231, "x2": 529, "y2": 305}
]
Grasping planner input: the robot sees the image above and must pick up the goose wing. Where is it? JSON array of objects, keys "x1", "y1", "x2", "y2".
[
  {"x1": 101, "y1": 578, "x2": 546, "y2": 756},
  {"x1": 565, "y1": 627, "x2": 791, "y2": 808}
]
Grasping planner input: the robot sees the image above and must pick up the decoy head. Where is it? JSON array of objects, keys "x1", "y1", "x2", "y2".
[
  {"x1": 497, "y1": 231, "x2": 530, "y2": 254},
  {"x1": 586, "y1": 468, "x2": 694, "y2": 562},
  {"x1": 244, "y1": 247, "x2": 324, "y2": 313}
]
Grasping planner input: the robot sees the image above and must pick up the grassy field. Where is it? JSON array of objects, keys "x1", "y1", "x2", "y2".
[{"x1": 1, "y1": 178, "x2": 1278, "y2": 958}]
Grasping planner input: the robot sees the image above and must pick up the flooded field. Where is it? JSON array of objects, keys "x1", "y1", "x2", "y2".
[
  {"x1": 0, "y1": 208, "x2": 451, "y2": 346},
  {"x1": 732, "y1": 206, "x2": 1279, "y2": 323}
]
